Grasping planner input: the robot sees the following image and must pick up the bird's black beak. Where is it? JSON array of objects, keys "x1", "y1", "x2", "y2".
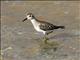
[{"x1": 22, "y1": 18, "x2": 27, "y2": 22}]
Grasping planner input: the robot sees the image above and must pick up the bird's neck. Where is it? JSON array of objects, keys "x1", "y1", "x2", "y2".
[{"x1": 30, "y1": 19, "x2": 39, "y2": 26}]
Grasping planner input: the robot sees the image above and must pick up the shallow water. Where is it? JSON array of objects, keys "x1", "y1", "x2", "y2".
[{"x1": 1, "y1": 1, "x2": 80, "y2": 60}]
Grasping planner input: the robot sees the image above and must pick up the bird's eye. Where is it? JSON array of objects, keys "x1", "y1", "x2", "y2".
[{"x1": 29, "y1": 15, "x2": 31, "y2": 17}]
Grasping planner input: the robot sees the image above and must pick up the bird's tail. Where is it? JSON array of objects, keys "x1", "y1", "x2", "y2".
[
  {"x1": 57, "y1": 26, "x2": 65, "y2": 29},
  {"x1": 54, "y1": 26, "x2": 65, "y2": 29}
]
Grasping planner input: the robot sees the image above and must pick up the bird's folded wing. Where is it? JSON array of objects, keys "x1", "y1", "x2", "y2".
[{"x1": 39, "y1": 23, "x2": 55, "y2": 31}]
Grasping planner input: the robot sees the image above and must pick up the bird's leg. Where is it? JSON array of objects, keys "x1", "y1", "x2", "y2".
[
  {"x1": 47, "y1": 31, "x2": 53, "y2": 35},
  {"x1": 44, "y1": 34, "x2": 49, "y2": 44},
  {"x1": 43, "y1": 31, "x2": 53, "y2": 43}
]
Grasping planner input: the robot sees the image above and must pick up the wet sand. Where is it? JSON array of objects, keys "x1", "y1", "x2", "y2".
[{"x1": 1, "y1": 1, "x2": 80, "y2": 60}]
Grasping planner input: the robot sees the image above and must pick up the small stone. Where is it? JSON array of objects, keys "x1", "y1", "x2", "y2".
[
  {"x1": 64, "y1": 11, "x2": 69, "y2": 14},
  {"x1": 17, "y1": 32, "x2": 23, "y2": 35},
  {"x1": 72, "y1": 48, "x2": 76, "y2": 50},
  {"x1": 1, "y1": 47, "x2": 13, "y2": 55}
]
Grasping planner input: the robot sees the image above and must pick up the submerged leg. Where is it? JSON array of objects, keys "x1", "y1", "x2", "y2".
[{"x1": 44, "y1": 35, "x2": 49, "y2": 44}]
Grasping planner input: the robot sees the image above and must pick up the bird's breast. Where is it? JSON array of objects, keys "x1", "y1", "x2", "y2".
[{"x1": 31, "y1": 20, "x2": 41, "y2": 31}]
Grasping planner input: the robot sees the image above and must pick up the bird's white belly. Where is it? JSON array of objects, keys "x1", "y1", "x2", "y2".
[
  {"x1": 31, "y1": 20, "x2": 46, "y2": 34},
  {"x1": 34, "y1": 24, "x2": 43, "y2": 32}
]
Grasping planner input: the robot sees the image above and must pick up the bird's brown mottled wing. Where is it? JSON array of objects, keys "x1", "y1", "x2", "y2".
[{"x1": 39, "y1": 22, "x2": 56, "y2": 31}]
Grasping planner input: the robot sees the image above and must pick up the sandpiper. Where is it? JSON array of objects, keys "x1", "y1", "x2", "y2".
[{"x1": 22, "y1": 13, "x2": 65, "y2": 43}]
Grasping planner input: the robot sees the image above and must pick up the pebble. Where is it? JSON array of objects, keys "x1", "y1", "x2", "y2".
[{"x1": 1, "y1": 47, "x2": 13, "y2": 55}]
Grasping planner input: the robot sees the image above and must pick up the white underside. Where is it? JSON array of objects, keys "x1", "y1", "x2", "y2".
[{"x1": 31, "y1": 19, "x2": 46, "y2": 35}]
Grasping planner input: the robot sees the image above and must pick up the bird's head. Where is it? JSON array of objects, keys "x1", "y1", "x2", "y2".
[{"x1": 22, "y1": 13, "x2": 35, "y2": 22}]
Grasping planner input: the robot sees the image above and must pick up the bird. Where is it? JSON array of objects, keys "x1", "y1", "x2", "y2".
[{"x1": 22, "y1": 13, "x2": 65, "y2": 43}]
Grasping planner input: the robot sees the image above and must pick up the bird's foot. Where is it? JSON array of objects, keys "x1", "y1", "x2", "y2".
[{"x1": 44, "y1": 37, "x2": 49, "y2": 44}]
